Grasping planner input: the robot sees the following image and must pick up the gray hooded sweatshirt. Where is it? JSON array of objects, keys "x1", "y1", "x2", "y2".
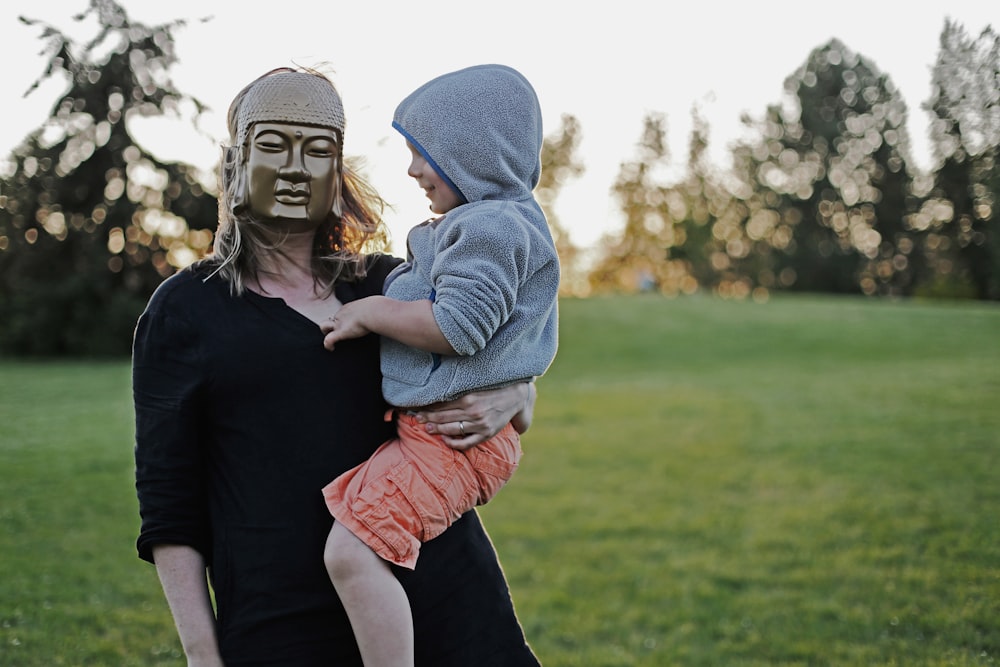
[{"x1": 382, "y1": 64, "x2": 560, "y2": 407}]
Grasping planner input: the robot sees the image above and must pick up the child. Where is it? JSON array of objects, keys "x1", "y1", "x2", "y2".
[{"x1": 319, "y1": 64, "x2": 559, "y2": 666}]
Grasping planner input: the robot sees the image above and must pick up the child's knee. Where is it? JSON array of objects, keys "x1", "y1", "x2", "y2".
[{"x1": 324, "y1": 523, "x2": 375, "y2": 582}]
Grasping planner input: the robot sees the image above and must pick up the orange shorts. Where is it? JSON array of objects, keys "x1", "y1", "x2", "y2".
[{"x1": 322, "y1": 411, "x2": 521, "y2": 569}]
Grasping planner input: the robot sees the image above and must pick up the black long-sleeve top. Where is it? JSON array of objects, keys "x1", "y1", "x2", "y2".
[{"x1": 133, "y1": 255, "x2": 539, "y2": 666}]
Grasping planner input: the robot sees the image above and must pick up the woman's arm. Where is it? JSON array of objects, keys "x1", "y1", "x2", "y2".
[
  {"x1": 414, "y1": 381, "x2": 536, "y2": 450},
  {"x1": 152, "y1": 544, "x2": 224, "y2": 667}
]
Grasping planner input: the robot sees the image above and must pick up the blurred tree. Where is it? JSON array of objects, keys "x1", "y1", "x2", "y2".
[
  {"x1": 660, "y1": 109, "x2": 719, "y2": 294},
  {"x1": 537, "y1": 114, "x2": 586, "y2": 296},
  {"x1": 661, "y1": 108, "x2": 770, "y2": 300},
  {"x1": 733, "y1": 39, "x2": 922, "y2": 297},
  {"x1": 919, "y1": 19, "x2": 999, "y2": 300},
  {"x1": 0, "y1": 0, "x2": 216, "y2": 356},
  {"x1": 588, "y1": 113, "x2": 678, "y2": 294},
  {"x1": 588, "y1": 108, "x2": 768, "y2": 300}
]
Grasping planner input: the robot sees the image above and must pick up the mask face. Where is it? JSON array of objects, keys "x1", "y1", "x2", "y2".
[{"x1": 246, "y1": 122, "x2": 342, "y2": 224}]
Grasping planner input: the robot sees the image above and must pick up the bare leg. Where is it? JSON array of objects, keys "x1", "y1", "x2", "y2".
[{"x1": 325, "y1": 522, "x2": 414, "y2": 667}]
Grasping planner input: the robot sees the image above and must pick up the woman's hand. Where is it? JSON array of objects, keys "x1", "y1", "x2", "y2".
[
  {"x1": 510, "y1": 382, "x2": 536, "y2": 435},
  {"x1": 414, "y1": 382, "x2": 535, "y2": 450}
]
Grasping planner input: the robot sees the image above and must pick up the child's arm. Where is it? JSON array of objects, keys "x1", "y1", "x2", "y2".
[{"x1": 321, "y1": 295, "x2": 456, "y2": 355}]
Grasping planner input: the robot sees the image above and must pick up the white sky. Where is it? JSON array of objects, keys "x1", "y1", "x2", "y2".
[{"x1": 0, "y1": 1, "x2": 996, "y2": 255}]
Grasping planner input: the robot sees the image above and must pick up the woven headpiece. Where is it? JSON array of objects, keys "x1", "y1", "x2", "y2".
[{"x1": 235, "y1": 71, "x2": 345, "y2": 148}]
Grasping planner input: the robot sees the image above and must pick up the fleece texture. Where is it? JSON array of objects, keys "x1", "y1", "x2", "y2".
[{"x1": 382, "y1": 64, "x2": 559, "y2": 407}]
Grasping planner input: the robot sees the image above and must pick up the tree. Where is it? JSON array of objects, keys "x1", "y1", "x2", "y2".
[
  {"x1": 661, "y1": 107, "x2": 768, "y2": 300},
  {"x1": 0, "y1": 0, "x2": 217, "y2": 356},
  {"x1": 919, "y1": 19, "x2": 1000, "y2": 300},
  {"x1": 588, "y1": 113, "x2": 687, "y2": 294},
  {"x1": 733, "y1": 39, "x2": 921, "y2": 297},
  {"x1": 589, "y1": 110, "x2": 757, "y2": 298},
  {"x1": 536, "y1": 114, "x2": 586, "y2": 296},
  {"x1": 588, "y1": 106, "x2": 776, "y2": 300}
]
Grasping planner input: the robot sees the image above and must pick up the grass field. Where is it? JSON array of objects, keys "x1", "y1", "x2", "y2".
[{"x1": 1, "y1": 293, "x2": 998, "y2": 666}]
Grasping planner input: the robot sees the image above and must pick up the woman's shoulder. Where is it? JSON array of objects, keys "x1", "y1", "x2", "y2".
[
  {"x1": 144, "y1": 263, "x2": 226, "y2": 315},
  {"x1": 365, "y1": 252, "x2": 405, "y2": 280},
  {"x1": 337, "y1": 253, "x2": 404, "y2": 301}
]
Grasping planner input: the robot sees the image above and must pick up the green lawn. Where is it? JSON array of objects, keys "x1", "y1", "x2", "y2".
[{"x1": 1, "y1": 294, "x2": 998, "y2": 666}]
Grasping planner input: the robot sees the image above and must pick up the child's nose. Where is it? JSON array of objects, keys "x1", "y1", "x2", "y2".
[{"x1": 407, "y1": 157, "x2": 422, "y2": 179}]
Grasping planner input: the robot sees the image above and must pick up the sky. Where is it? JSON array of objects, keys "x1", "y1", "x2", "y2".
[{"x1": 0, "y1": 1, "x2": 996, "y2": 255}]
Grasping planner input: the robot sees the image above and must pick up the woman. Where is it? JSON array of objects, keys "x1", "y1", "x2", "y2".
[{"x1": 133, "y1": 67, "x2": 540, "y2": 666}]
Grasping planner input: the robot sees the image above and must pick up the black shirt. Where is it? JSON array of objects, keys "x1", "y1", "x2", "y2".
[{"x1": 133, "y1": 256, "x2": 540, "y2": 666}]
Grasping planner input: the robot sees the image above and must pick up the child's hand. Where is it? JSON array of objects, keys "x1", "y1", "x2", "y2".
[{"x1": 321, "y1": 301, "x2": 371, "y2": 350}]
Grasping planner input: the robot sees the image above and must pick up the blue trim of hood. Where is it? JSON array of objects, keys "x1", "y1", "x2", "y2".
[{"x1": 392, "y1": 121, "x2": 468, "y2": 204}]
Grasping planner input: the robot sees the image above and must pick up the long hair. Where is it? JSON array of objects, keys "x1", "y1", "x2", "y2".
[{"x1": 202, "y1": 67, "x2": 389, "y2": 296}]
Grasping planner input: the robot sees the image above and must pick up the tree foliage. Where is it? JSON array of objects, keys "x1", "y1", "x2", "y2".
[
  {"x1": 733, "y1": 39, "x2": 922, "y2": 297},
  {"x1": 660, "y1": 109, "x2": 771, "y2": 300},
  {"x1": 588, "y1": 113, "x2": 680, "y2": 294},
  {"x1": 591, "y1": 40, "x2": 928, "y2": 299},
  {"x1": 919, "y1": 20, "x2": 1000, "y2": 299},
  {"x1": 537, "y1": 114, "x2": 586, "y2": 296},
  {"x1": 0, "y1": 0, "x2": 216, "y2": 356},
  {"x1": 591, "y1": 26, "x2": 999, "y2": 302}
]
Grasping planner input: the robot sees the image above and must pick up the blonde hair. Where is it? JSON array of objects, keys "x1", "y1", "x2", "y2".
[{"x1": 203, "y1": 67, "x2": 389, "y2": 296}]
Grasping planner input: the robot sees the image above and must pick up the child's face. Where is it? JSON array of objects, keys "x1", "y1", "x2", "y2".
[{"x1": 405, "y1": 142, "x2": 462, "y2": 215}]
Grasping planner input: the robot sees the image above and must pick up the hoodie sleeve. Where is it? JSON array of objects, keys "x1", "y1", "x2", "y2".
[{"x1": 428, "y1": 204, "x2": 531, "y2": 356}]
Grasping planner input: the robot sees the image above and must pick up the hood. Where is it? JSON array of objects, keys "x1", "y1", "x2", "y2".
[{"x1": 392, "y1": 64, "x2": 543, "y2": 204}]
